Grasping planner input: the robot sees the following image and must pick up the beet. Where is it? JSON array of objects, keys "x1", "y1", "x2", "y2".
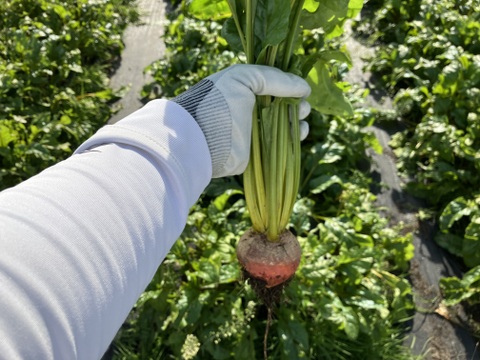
[{"x1": 236, "y1": 228, "x2": 301, "y2": 288}]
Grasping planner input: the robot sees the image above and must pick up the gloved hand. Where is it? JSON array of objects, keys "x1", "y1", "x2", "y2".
[{"x1": 172, "y1": 64, "x2": 311, "y2": 178}]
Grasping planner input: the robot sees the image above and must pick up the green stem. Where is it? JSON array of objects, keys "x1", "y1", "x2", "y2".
[
  {"x1": 246, "y1": 0, "x2": 256, "y2": 64},
  {"x1": 266, "y1": 45, "x2": 278, "y2": 67},
  {"x1": 281, "y1": 0, "x2": 305, "y2": 71},
  {"x1": 276, "y1": 100, "x2": 289, "y2": 230},
  {"x1": 252, "y1": 105, "x2": 267, "y2": 231},
  {"x1": 291, "y1": 103, "x2": 302, "y2": 216},
  {"x1": 300, "y1": 163, "x2": 316, "y2": 194},
  {"x1": 241, "y1": 0, "x2": 306, "y2": 241},
  {"x1": 280, "y1": 102, "x2": 301, "y2": 229},
  {"x1": 266, "y1": 103, "x2": 279, "y2": 240}
]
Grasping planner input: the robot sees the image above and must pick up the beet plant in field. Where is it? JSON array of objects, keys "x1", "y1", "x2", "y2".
[
  {"x1": 189, "y1": 0, "x2": 362, "y2": 298},
  {"x1": 111, "y1": 1, "x2": 419, "y2": 359}
]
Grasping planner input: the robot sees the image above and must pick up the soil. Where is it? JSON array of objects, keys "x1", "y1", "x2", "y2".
[{"x1": 107, "y1": 0, "x2": 167, "y2": 124}]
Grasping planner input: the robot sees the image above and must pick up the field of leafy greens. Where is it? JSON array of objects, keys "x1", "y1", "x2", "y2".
[
  {"x1": 0, "y1": 0, "x2": 138, "y2": 190},
  {"x1": 357, "y1": 0, "x2": 480, "y2": 322}
]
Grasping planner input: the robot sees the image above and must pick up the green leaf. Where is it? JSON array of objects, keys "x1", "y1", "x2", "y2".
[
  {"x1": 221, "y1": 18, "x2": 244, "y2": 53},
  {"x1": 254, "y1": 0, "x2": 291, "y2": 48},
  {"x1": 188, "y1": 0, "x2": 231, "y2": 20},
  {"x1": 291, "y1": 197, "x2": 315, "y2": 234},
  {"x1": 306, "y1": 61, "x2": 353, "y2": 117},
  {"x1": 301, "y1": 0, "x2": 349, "y2": 34},
  {"x1": 185, "y1": 298, "x2": 203, "y2": 324},
  {"x1": 347, "y1": 0, "x2": 364, "y2": 18},
  {"x1": 301, "y1": 50, "x2": 352, "y2": 78},
  {"x1": 0, "y1": 125, "x2": 16, "y2": 147},
  {"x1": 463, "y1": 217, "x2": 480, "y2": 267},
  {"x1": 328, "y1": 299, "x2": 360, "y2": 340},
  {"x1": 342, "y1": 307, "x2": 360, "y2": 340},
  {"x1": 463, "y1": 266, "x2": 480, "y2": 288},
  {"x1": 288, "y1": 320, "x2": 310, "y2": 350},
  {"x1": 310, "y1": 174, "x2": 342, "y2": 194},
  {"x1": 347, "y1": 289, "x2": 390, "y2": 319},
  {"x1": 191, "y1": 258, "x2": 220, "y2": 284},
  {"x1": 441, "y1": 266, "x2": 480, "y2": 306},
  {"x1": 213, "y1": 189, "x2": 243, "y2": 211},
  {"x1": 235, "y1": 335, "x2": 255, "y2": 359},
  {"x1": 365, "y1": 132, "x2": 383, "y2": 154},
  {"x1": 53, "y1": 4, "x2": 69, "y2": 20},
  {"x1": 278, "y1": 311, "x2": 310, "y2": 358},
  {"x1": 438, "y1": 196, "x2": 474, "y2": 231},
  {"x1": 435, "y1": 233, "x2": 464, "y2": 258}
]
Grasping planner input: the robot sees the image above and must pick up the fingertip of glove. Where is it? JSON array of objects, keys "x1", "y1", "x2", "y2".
[
  {"x1": 299, "y1": 100, "x2": 311, "y2": 120},
  {"x1": 300, "y1": 121, "x2": 309, "y2": 141},
  {"x1": 294, "y1": 76, "x2": 312, "y2": 98}
]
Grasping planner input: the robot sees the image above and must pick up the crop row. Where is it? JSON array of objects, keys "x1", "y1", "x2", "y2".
[
  {"x1": 0, "y1": 0, "x2": 138, "y2": 190},
  {"x1": 358, "y1": 0, "x2": 480, "y2": 310}
]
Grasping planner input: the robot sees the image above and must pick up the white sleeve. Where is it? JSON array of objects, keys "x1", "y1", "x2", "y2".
[{"x1": 0, "y1": 99, "x2": 212, "y2": 360}]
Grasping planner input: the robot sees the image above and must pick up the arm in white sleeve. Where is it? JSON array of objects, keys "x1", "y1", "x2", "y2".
[{"x1": 0, "y1": 100, "x2": 212, "y2": 359}]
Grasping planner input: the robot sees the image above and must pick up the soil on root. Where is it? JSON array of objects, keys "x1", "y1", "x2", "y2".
[
  {"x1": 241, "y1": 268, "x2": 292, "y2": 307},
  {"x1": 236, "y1": 228, "x2": 301, "y2": 288}
]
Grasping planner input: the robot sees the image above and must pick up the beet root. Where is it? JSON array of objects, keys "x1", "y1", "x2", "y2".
[{"x1": 236, "y1": 228, "x2": 301, "y2": 288}]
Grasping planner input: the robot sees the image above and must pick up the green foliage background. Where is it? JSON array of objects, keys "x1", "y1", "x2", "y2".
[
  {"x1": 358, "y1": 0, "x2": 480, "y2": 309},
  {"x1": 0, "y1": 0, "x2": 138, "y2": 189}
]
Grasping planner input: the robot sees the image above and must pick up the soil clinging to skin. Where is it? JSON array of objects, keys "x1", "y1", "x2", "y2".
[{"x1": 236, "y1": 228, "x2": 301, "y2": 289}]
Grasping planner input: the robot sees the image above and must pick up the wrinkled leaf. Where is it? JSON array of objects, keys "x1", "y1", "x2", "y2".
[
  {"x1": 254, "y1": 0, "x2": 291, "y2": 48},
  {"x1": 301, "y1": 0, "x2": 349, "y2": 35},
  {"x1": 301, "y1": 50, "x2": 352, "y2": 78},
  {"x1": 438, "y1": 196, "x2": 474, "y2": 231},
  {"x1": 307, "y1": 61, "x2": 353, "y2": 117},
  {"x1": 221, "y1": 17, "x2": 244, "y2": 53},
  {"x1": 435, "y1": 233, "x2": 464, "y2": 258}
]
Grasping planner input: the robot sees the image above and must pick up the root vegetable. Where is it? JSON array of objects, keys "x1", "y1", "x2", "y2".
[
  {"x1": 221, "y1": 0, "x2": 353, "y2": 293},
  {"x1": 237, "y1": 228, "x2": 301, "y2": 288},
  {"x1": 226, "y1": 0, "x2": 306, "y2": 292}
]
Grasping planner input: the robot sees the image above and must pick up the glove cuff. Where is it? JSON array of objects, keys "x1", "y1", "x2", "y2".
[{"x1": 172, "y1": 80, "x2": 232, "y2": 178}]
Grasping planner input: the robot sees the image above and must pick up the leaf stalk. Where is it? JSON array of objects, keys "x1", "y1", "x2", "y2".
[{"x1": 227, "y1": 0, "x2": 305, "y2": 241}]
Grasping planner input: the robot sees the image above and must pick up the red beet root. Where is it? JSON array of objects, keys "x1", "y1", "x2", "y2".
[{"x1": 236, "y1": 228, "x2": 301, "y2": 288}]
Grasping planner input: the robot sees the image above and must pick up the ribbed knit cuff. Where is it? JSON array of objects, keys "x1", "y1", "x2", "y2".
[{"x1": 172, "y1": 80, "x2": 232, "y2": 178}]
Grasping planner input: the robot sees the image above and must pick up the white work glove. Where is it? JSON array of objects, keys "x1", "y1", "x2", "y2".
[{"x1": 172, "y1": 64, "x2": 311, "y2": 178}]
